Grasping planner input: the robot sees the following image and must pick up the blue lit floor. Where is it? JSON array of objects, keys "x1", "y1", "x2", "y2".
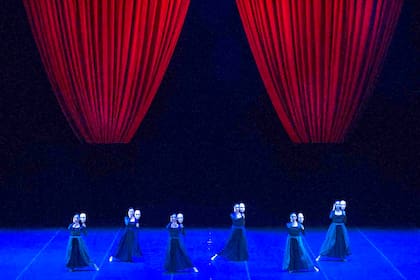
[{"x1": 1, "y1": 228, "x2": 418, "y2": 279}]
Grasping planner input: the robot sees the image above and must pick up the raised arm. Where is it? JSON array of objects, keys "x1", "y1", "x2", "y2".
[
  {"x1": 81, "y1": 225, "x2": 88, "y2": 236},
  {"x1": 179, "y1": 224, "x2": 185, "y2": 235}
]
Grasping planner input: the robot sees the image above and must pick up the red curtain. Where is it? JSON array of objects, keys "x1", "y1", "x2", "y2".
[
  {"x1": 23, "y1": 0, "x2": 190, "y2": 143},
  {"x1": 236, "y1": 0, "x2": 403, "y2": 143}
]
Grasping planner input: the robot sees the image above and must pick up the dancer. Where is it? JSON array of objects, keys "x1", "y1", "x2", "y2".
[
  {"x1": 282, "y1": 213, "x2": 318, "y2": 273},
  {"x1": 316, "y1": 201, "x2": 351, "y2": 261},
  {"x1": 298, "y1": 213, "x2": 320, "y2": 271},
  {"x1": 66, "y1": 214, "x2": 99, "y2": 271},
  {"x1": 164, "y1": 213, "x2": 198, "y2": 273},
  {"x1": 109, "y1": 208, "x2": 142, "y2": 262},
  {"x1": 211, "y1": 203, "x2": 249, "y2": 261}
]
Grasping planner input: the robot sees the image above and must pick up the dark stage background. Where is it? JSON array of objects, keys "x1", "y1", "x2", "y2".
[{"x1": 1, "y1": 0, "x2": 419, "y2": 228}]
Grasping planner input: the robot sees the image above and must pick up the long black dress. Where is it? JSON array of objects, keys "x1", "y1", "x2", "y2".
[
  {"x1": 218, "y1": 213, "x2": 249, "y2": 261},
  {"x1": 164, "y1": 223, "x2": 195, "y2": 272},
  {"x1": 113, "y1": 217, "x2": 142, "y2": 262},
  {"x1": 282, "y1": 223, "x2": 316, "y2": 272},
  {"x1": 65, "y1": 223, "x2": 93, "y2": 270},
  {"x1": 319, "y1": 211, "x2": 351, "y2": 259}
]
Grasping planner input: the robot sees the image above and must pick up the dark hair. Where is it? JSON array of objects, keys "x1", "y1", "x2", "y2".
[{"x1": 73, "y1": 214, "x2": 80, "y2": 222}]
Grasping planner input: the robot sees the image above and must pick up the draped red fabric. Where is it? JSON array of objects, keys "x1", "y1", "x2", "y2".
[
  {"x1": 236, "y1": 0, "x2": 403, "y2": 143},
  {"x1": 23, "y1": 0, "x2": 190, "y2": 143}
]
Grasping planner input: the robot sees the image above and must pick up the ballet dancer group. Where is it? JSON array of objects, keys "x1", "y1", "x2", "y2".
[{"x1": 65, "y1": 201, "x2": 351, "y2": 274}]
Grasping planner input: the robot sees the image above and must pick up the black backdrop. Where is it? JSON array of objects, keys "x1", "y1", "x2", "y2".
[{"x1": 1, "y1": 0, "x2": 419, "y2": 228}]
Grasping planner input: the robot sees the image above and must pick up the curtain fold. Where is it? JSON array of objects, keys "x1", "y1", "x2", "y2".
[
  {"x1": 23, "y1": 0, "x2": 190, "y2": 143},
  {"x1": 236, "y1": 0, "x2": 403, "y2": 143}
]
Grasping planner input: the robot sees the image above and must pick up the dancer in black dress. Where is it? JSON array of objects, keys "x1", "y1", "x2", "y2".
[
  {"x1": 164, "y1": 214, "x2": 198, "y2": 273},
  {"x1": 299, "y1": 213, "x2": 320, "y2": 271},
  {"x1": 109, "y1": 208, "x2": 142, "y2": 262},
  {"x1": 211, "y1": 203, "x2": 249, "y2": 261},
  {"x1": 316, "y1": 201, "x2": 351, "y2": 261},
  {"x1": 282, "y1": 213, "x2": 318, "y2": 273},
  {"x1": 66, "y1": 214, "x2": 99, "y2": 271}
]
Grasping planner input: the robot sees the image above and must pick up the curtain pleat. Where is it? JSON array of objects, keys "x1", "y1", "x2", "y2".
[
  {"x1": 236, "y1": 0, "x2": 403, "y2": 143},
  {"x1": 23, "y1": 0, "x2": 190, "y2": 143}
]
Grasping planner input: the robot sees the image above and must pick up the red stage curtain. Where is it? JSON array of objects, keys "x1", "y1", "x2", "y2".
[
  {"x1": 23, "y1": 0, "x2": 190, "y2": 143},
  {"x1": 236, "y1": 0, "x2": 403, "y2": 143}
]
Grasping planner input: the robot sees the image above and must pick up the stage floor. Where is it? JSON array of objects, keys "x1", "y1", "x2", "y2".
[{"x1": 0, "y1": 227, "x2": 418, "y2": 280}]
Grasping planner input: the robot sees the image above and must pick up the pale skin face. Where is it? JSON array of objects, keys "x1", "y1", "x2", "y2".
[
  {"x1": 297, "y1": 213, "x2": 304, "y2": 223},
  {"x1": 134, "y1": 210, "x2": 141, "y2": 219},
  {"x1": 170, "y1": 214, "x2": 177, "y2": 223},
  {"x1": 290, "y1": 213, "x2": 297, "y2": 223},
  {"x1": 73, "y1": 215, "x2": 80, "y2": 224},
  {"x1": 239, "y1": 203, "x2": 245, "y2": 213},
  {"x1": 128, "y1": 208, "x2": 134, "y2": 218},
  {"x1": 233, "y1": 204, "x2": 240, "y2": 213},
  {"x1": 80, "y1": 213, "x2": 86, "y2": 223},
  {"x1": 340, "y1": 201, "x2": 346, "y2": 210},
  {"x1": 177, "y1": 213, "x2": 184, "y2": 224},
  {"x1": 334, "y1": 201, "x2": 341, "y2": 211}
]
